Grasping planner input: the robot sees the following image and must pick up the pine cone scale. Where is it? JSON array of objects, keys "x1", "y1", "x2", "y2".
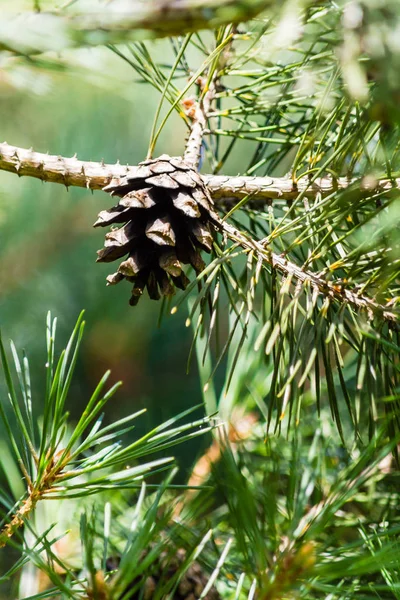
[
  {"x1": 119, "y1": 253, "x2": 145, "y2": 277},
  {"x1": 171, "y1": 191, "x2": 201, "y2": 218},
  {"x1": 145, "y1": 216, "x2": 177, "y2": 246},
  {"x1": 145, "y1": 173, "x2": 180, "y2": 189},
  {"x1": 120, "y1": 188, "x2": 157, "y2": 209},
  {"x1": 159, "y1": 249, "x2": 182, "y2": 277},
  {"x1": 170, "y1": 171, "x2": 197, "y2": 188},
  {"x1": 148, "y1": 160, "x2": 176, "y2": 174}
]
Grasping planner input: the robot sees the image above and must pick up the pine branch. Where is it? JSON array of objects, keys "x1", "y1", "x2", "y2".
[
  {"x1": 218, "y1": 221, "x2": 399, "y2": 324},
  {"x1": 0, "y1": 142, "x2": 397, "y2": 322},
  {"x1": 1, "y1": 142, "x2": 398, "y2": 202},
  {"x1": 1, "y1": 1, "x2": 272, "y2": 55},
  {"x1": 184, "y1": 84, "x2": 399, "y2": 326},
  {"x1": 0, "y1": 457, "x2": 65, "y2": 548}
]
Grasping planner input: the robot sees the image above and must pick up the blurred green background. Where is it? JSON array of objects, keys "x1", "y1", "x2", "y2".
[{"x1": 0, "y1": 44, "x2": 214, "y2": 473}]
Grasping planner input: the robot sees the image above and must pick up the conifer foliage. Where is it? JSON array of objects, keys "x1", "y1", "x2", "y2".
[{"x1": 0, "y1": 1, "x2": 400, "y2": 599}]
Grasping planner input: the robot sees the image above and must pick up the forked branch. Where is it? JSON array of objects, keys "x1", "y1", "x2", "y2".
[{"x1": 0, "y1": 141, "x2": 398, "y2": 323}]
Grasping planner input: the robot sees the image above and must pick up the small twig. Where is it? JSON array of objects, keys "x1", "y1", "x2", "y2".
[
  {"x1": 177, "y1": 62, "x2": 399, "y2": 325},
  {"x1": 0, "y1": 456, "x2": 65, "y2": 548},
  {"x1": 0, "y1": 494, "x2": 38, "y2": 548},
  {"x1": 183, "y1": 83, "x2": 214, "y2": 169},
  {"x1": 217, "y1": 220, "x2": 398, "y2": 323}
]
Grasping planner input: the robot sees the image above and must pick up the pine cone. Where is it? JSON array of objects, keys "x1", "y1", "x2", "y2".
[
  {"x1": 95, "y1": 155, "x2": 216, "y2": 306},
  {"x1": 106, "y1": 548, "x2": 221, "y2": 600}
]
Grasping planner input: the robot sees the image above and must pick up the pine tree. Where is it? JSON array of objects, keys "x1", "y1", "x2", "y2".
[{"x1": 0, "y1": 1, "x2": 399, "y2": 598}]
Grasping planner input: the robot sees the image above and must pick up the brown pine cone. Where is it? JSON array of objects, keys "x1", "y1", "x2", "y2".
[{"x1": 95, "y1": 155, "x2": 217, "y2": 306}]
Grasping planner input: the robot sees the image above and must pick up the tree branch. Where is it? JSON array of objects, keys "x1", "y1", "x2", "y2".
[
  {"x1": 218, "y1": 221, "x2": 399, "y2": 324},
  {"x1": 0, "y1": 142, "x2": 397, "y2": 322},
  {"x1": 1, "y1": 1, "x2": 271, "y2": 55},
  {"x1": 1, "y1": 142, "x2": 398, "y2": 202},
  {"x1": 183, "y1": 79, "x2": 399, "y2": 326}
]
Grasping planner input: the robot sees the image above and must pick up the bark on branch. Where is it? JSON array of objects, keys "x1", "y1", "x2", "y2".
[
  {"x1": 1, "y1": 1, "x2": 271, "y2": 55},
  {"x1": 219, "y1": 222, "x2": 398, "y2": 324},
  {"x1": 0, "y1": 142, "x2": 397, "y2": 323},
  {"x1": 183, "y1": 86, "x2": 214, "y2": 170},
  {"x1": 1, "y1": 142, "x2": 397, "y2": 203}
]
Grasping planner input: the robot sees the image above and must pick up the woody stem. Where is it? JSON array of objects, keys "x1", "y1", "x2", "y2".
[
  {"x1": 183, "y1": 86, "x2": 214, "y2": 169},
  {"x1": 0, "y1": 142, "x2": 398, "y2": 323},
  {"x1": 1, "y1": 142, "x2": 397, "y2": 203}
]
